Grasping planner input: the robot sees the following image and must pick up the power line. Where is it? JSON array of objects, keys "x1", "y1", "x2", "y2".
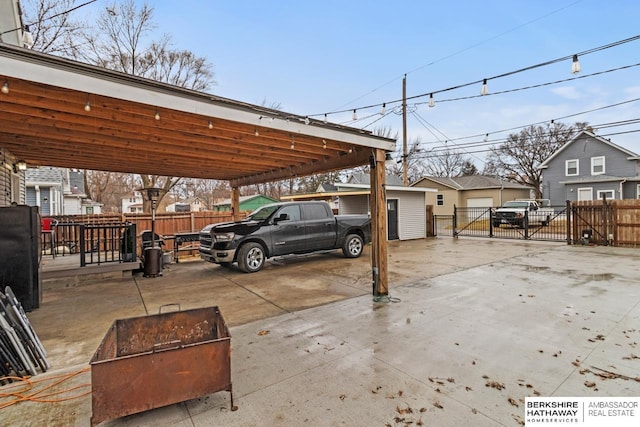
[
  {"x1": 327, "y1": 0, "x2": 585, "y2": 112},
  {"x1": 0, "y1": 0, "x2": 97, "y2": 36},
  {"x1": 307, "y1": 33, "x2": 640, "y2": 119},
  {"x1": 418, "y1": 95, "x2": 640, "y2": 146}
]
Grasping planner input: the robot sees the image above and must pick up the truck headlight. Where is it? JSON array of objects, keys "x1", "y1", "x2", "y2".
[{"x1": 214, "y1": 232, "x2": 235, "y2": 242}]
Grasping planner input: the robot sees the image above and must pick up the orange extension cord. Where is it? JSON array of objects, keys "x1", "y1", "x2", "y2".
[{"x1": 0, "y1": 368, "x2": 91, "y2": 409}]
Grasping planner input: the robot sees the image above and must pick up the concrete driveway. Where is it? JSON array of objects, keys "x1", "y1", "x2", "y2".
[{"x1": 2, "y1": 237, "x2": 640, "y2": 426}]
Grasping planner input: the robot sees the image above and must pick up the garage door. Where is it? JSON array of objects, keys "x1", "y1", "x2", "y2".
[{"x1": 466, "y1": 197, "x2": 493, "y2": 208}]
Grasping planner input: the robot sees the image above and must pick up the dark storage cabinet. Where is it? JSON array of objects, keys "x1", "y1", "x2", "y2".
[{"x1": 0, "y1": 205, "x2": 42, "y2": 311}]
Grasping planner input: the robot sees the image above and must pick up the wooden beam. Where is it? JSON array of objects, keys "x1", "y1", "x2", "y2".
[
  {"x1": 371, "y1": 149, "x2": 388, "y2": 296},
  {"x1": 231, "y1": 187, "x2": 240, "y2": 221}
]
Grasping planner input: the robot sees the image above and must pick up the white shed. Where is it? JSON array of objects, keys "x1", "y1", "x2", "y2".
[{"x1": 336, "y1": 176, "x2": 436, "y2": 241}]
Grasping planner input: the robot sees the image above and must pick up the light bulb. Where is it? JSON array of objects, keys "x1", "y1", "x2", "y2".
[
  {"x1": 324, "y1": 113, "x2": 328, "y2": 123},
  {"x1": 352, "y1": 109, "x2": 357, "y2": 121},
  {"x1": 322, "y1": 139, "x2": 327, "y2": 149},
  {"x1": 304, "y1": 116, "x2": 310, "y2": 125},
  {"x1": 290, "y1": 141, "x2": 295, "y2": 149},
  {"x1": 84, "y1": 101, "x2": 91, "y2": 112},
  {"x1": 254, "y1": 127, "x2": 259, "y2": 136},
  {"x1": 429, "y1": 93, "x2": 435, "y2": 108},
  {"x1": 481, "y1": 79, "x2": 488, "y2": 96},
  {"x1": 1, "y1": 82, "x2": 8, "y2": 94},
  {"x1": 571, "y1": 54, "x2": 581, "y2": 74},
  {"x1": 380, "y1": 103, "x2": 386, "y2": 115},
  {"x1": 154, "y1": 111, "x2": 160, "y2": 120},
  {"x1": 208, "y1": 120, "x2": 213, "y2": 129}
]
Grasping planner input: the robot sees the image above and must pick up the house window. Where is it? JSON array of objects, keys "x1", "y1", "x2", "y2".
[
  {"x1": 637, "y1": 184, "x2": 640, "y2": 199},
  {"x1": 591, "y1": 156, "x2": 605, "y2": 175},
  {"x1": 566, "y1": 159, "x2": 579, "y2": 176},
  {"x1": 436, "y1": 194, "x2": 444, "y2": 206},
  {"x1": 577, "y1": 188, "x2": 593, "y2": 201},
  {"x1": 596, "y1": 189, "x2": 615, "y2": 200}
]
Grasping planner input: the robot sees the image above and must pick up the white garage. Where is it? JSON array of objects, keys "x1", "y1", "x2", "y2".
[{"x1": 466, "y1": 197, "x2": 494, "y2": 208}]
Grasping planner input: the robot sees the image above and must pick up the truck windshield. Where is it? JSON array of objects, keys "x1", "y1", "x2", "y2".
[
  {"x1": 502, "y1": 201, "x2": 530, "y2": 208},
  {"x1": 246, "y1": 205, "x2": 280, "y2": 221}
]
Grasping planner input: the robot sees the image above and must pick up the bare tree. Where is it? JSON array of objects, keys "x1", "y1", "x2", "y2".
[
  {"x1": 77, "y1": 0, "x2": 215, "y2": 211},
  {"x1": 83, "y1": 169, "x2": 136, "y2": 212},
  {"x1": 22, "y1": 0, "x2": 84, "y2": 57},
  {"x1": 486, "y1": 122, "x2": 586, "y2": 198},
  {"x1": 423, "y1": 148, "x2": 469, "y2": 178}
]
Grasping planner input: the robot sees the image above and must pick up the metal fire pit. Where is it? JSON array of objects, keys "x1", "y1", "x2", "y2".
[{"x1": 90, "y1": 305, "x2": 234, "y2": 426}]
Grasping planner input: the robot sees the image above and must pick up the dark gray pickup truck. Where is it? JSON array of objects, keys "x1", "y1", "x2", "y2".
[{"x1": 199, "y1": 201, "x2": 371, "y2": 273}]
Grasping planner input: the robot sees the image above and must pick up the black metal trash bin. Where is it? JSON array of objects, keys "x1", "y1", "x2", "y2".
[{"x1": 143, "y1": 247, "x2": 163, "y2": 277}]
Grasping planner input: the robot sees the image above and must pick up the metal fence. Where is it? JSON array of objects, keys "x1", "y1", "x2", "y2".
[
  {"x1": 445, "y1": 205, "x2": 569, "y2": 242},
  {"x1": 79, "y1": 223, "x2": 137, "y2": 267}
]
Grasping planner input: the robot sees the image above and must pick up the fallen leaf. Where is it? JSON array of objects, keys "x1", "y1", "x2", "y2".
[
  {"x1": 584, "y1": 381, "x2": 596, "y2": 388},
  {"x1": 486, "y1": 381, "x2": 505, "y2": 390},
  {"x1": 257, "y1": 330, "x2": 270, "y2": 336},
  {"x1": 471, "y1": 408, "x2": 477, "y2": 414},
  {"x1": 508, "y1": 397, "x2": 519, "y2": 407},
  {"x1": 433, "y1": 400, "x2": 443, "y2": 409},
  {"x1": 419, "y1": 408, "x2": 427, "y2": 413},
  {"x1": 465, "y1": 386, "x2": 473, "y2": 392},
  {"x1": 339, "y1": 394, "x2": 346, "y2": 400},
  {"x1": 447, "y1": 377, "x2": 455, "y2": 383}
]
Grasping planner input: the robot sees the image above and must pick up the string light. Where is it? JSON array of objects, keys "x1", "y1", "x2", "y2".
[
  {"x1": 307, "y1": 34, "x2": 640, "y2": 120},
  {"x1": 429, "y1": 93, "x2": 435, "y2": 108},
  {"x1": 84, "y1": 100, "x2": 91, "y2": 112},
  {"x1": 380, "y1": 103, "x2": 386, "y2": 115},
  {"x1": 304, "y1": 116, "x2": 310, "y2": 125},
  {"x1": 352, "y1": 109, "x2": 357, "y2": 121},
  {"x1": 571, "y1": 54, "x2": 581, "y2": 74},
  {"x1": 324, "y1": 113, "x2": 328, "y2": 123},
  {"x1": 208, "y1": 120, "x2": 213, "y2": 129},
  {"x1": 154, "y1": 110, "x2": 160, "y2": 120},
  {"x1": 1, "y1": 81, "x2": 9, "y2": 94},
  {"x1": 481, "y1": 79, "x2": 488, "y2": 96},
  {"x1": 322, "y1": 139, "x2": 327, "y2": 149},
  {"x1": 290, "y1": 137, "x2": 295, "y2": 149},
  {"x1": 254, "y1": 126, "x2": 259, "y2": 136}
]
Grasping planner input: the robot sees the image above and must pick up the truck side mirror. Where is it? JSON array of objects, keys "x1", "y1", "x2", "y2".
[{"x1": 274, "y1": 213, "x2": 289, "y2": 223}]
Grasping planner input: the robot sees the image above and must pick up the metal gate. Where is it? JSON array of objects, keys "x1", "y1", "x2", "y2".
[{"x1": 447, "y1": 205, "x2": 568, "y2": 242}]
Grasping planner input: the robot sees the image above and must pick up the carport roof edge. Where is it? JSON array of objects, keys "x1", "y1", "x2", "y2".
[{"x1": 0, "y1": 43, "x2": 395, "y2": 185}]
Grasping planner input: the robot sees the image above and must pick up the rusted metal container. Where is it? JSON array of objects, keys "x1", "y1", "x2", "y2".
[{"x1": 90, "y1": 306, "x2": 234, "y2": 426}]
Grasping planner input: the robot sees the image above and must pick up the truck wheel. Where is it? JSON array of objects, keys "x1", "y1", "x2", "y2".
[
  {"x1": 238, "y1": 242, "x2": 265, "y2": 273},
  {"x1": 342, "y1": 234, "x2": 364, "y2": 258}
]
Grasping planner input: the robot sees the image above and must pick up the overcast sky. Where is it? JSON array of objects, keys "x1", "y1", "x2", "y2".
[{"x1": 81, "y1": 0, "x2": 640, "y2": 166}]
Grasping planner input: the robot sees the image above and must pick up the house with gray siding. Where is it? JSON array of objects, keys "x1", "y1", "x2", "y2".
[
  {"x1": 26, "y1": 167, "x2": 101, "y2": 215},
  {"x1": 538, "y1": 131, "x2": 640, "y2": 205}
]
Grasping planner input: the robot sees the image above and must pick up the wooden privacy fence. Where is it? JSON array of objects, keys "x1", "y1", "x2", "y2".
[{"x1": 571, "y1": 199, "x2": 640, "y2": 247}]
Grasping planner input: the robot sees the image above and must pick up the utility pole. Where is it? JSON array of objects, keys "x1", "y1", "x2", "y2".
[{"x1": 402, "y1": 74, "x2": 408, "y2": 186}]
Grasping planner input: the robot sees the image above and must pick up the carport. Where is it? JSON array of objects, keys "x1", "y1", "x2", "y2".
[{"x1": 0, "y1": 43, "x2": 396, "y2": 296}]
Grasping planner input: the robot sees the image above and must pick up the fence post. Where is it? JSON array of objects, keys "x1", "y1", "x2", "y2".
[
  {"x1": 565, "y1": 200, "x2": 571, "y2": 245},
  {"x1": 453, "y1": 205, "x2": 458, "y2": 238},
  {"x1": 489, "y1": 208, "x2": 494, "y2": 237},
  {"x1": 524, "y1": 210, "x2": 529, "y2": 239},
  {"x1": 79, "y1": 224, "x2": 86, "y2": 267}
]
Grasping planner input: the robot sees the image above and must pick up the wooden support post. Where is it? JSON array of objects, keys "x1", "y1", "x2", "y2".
[
  {"x1": 370, "y1": 149, "x2": 388, "y2": 297},
  {"x1": 231, "y1": 187, "x2": 240, "y2": 221}
]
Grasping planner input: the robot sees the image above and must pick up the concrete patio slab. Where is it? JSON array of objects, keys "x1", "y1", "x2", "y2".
[{"x1": 2, "y1": 237, "x2": 639, "y2": 426}]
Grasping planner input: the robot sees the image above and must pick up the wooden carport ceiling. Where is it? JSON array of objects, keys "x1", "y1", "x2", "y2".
[{"x1": 0, "y1": 44, "x2": 395, "y2": 187}]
